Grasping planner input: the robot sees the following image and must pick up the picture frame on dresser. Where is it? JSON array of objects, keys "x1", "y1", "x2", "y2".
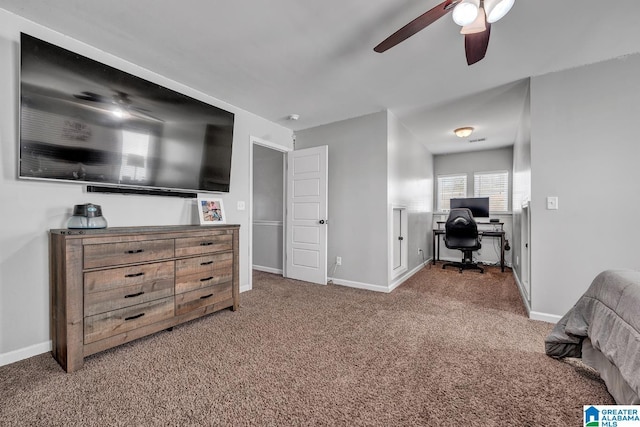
[{"x1": 197, "y1": 197, "x2": 226, "y2": 225}]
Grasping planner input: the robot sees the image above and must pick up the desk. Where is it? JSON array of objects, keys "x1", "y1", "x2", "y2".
[{"x1": 432, "y1": 222, "x2": 506, "y2": 272}]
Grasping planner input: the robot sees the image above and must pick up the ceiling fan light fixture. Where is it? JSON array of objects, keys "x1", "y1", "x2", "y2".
[
  {"x1": 454, "y1": 127, "x2": 474, "y2": 138},
  {"x1": 452, "y1": 0, "x2": 479, "y2": 26},
  {"x1": 484, "y1": 0, "x2": 515, "y2": 23},
  {"x1": 460, "y1": 6, "x2": 486, "y2": 34}
]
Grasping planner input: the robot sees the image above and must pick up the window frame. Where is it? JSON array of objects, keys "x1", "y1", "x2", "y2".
[
  {"x1": 473, "y1": 170, "x2": 510, "y2": 213},
  {"x1": 436, "y1": 173, "x2": 468, "y2": 212}
]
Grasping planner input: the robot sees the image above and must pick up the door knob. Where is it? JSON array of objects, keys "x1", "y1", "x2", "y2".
[{"x1": 319, "y1": 220, "x2": 325, "y2": 224}]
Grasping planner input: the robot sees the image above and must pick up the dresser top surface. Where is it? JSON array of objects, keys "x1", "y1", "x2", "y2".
[{"x1": 50, "y1": 224, "x2": 240, "y2": 238}]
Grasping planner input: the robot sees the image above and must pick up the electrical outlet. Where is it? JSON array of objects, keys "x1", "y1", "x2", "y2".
[{"x1": 336, "y1": 256, "x2": 342, "y2": 266}]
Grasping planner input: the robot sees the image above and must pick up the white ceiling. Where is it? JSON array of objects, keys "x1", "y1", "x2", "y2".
[{"x1": 2, "y1": 0, "x2": 640, "y2": 154}]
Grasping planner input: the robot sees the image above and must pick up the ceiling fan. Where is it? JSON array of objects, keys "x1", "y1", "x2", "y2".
[{"x1": 374, "y1": 0, "x2": 515, "y2": 65}]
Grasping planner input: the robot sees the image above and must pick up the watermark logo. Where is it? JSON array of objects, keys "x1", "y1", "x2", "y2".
[
  {"x1": 584, "y1": 406, "x2": 640, "y2": 427},
  {"x1": 585, "y1": 406, "x2": 599, "y2": 427}
]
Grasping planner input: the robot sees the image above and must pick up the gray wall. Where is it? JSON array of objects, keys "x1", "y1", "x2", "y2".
[
  {"x1": 434, "y1": 147, "x2": 514, "y2": 211},
  {"x1": 296, "y1": 112, "x2": 389, "y2": 287},
  {"x1": 0, "y1": 12, "x2": 293, "y2": 361},
  {"x1": 511, "y1": 83, "x2": 532, "y2": 303},
  {"x1": 530, "y1": 53, "x2": 640, "y2": 319},
  {"x1": 252, "y1": 145, "x2": 284, "y2": 271},
  {"x1": 296, "y1": 110, "x2": 434, "y2": 289},
  {"x1": 387, "y1": 111, "x2": 433, "y2": 274},
  {"x1": 433, "y1": 147, "x2": 514, "y2": 266}
]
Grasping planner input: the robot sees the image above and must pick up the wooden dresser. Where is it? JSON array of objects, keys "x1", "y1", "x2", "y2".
[{"x1": 49, "y1": 225, "x2": 239, "y2": 372}]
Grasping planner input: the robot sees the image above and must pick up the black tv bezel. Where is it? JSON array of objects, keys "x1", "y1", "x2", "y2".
[{"x1": 18, "y1": 33, "x2": 235, "y2": 196}]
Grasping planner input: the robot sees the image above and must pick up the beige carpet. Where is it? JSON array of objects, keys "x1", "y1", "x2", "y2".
[{"x1": 0, "y1": 264, "x2": 613, "y2": 426}]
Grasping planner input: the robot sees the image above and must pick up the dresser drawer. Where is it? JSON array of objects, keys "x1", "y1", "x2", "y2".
[
  {"x1": 175, "y1": 281, "x2": 233, "y2": 316},
  {"x1": 84, "y1": 261, "x2": 175, "y2": 316},
  {"x1": 84, "y1": 239, "x2": 174, "y2": 269},
  {"x1": 84, "y1": 297, "x2": 175, "y2": 344},
  {"x1": 174, "y1": 232, "x2": 233, "y2": 257},
  {"x1": 85, "y1": 261, "x2": 175, "y2": 294},
  {"x1": 175, "y1": 252, "x2": 233, "y2": 294}
]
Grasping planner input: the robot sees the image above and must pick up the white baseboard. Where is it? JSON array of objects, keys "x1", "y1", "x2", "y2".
[
  {"x1": 510, "y1": 271, "x2": 560, "y2": 324},
  {"x1": 511, "y1": 270, "x2": 532, "y2": 316},
  {"x1": 329, "y1": 261, "x2": 428, "y2": 293},
  {"x1": 252, "y1": 265, "x2": 283, "y2": 275},
  {"x1": 329, "y1": 277, "x2": 390, "y2": 293},
  {"x1": 389, "y1": 261, "x2": 428, "y2": 292},
  {"x1": 529, "y1": 311, "x2": 561, "y2": 324},
  {"x1": 0, "y1": 340, "x2": 52, "y2": 367},
  {"x1": 240, "y1": 283, "x2": 251, "y2": 293}
]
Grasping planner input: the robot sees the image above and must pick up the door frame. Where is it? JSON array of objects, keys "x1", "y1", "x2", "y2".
[{"x1": 248, "y1": 136, "x2": 292, "y2": 291}]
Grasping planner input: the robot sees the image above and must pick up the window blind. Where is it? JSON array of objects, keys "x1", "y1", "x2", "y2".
[
  {"x1": 437, "y1": 174, "x2": 467, "y2": 211},
  {"x1": 474, "y1": 171, "x2": 509, "y2": 212}
]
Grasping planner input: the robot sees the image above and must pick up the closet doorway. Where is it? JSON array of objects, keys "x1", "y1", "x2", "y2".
[{"x1": 249, "y1": 138, "x2": 289, "y2": 289}]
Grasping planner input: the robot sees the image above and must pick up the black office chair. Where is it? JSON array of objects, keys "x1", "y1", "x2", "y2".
[{"x1": 442, "y1": 208, "x2": 484, "y2": 273}]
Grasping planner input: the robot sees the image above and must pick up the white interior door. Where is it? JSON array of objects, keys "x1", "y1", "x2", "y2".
[{"x1": 285, "y1": 146, "x2": 328, "y2": 285}]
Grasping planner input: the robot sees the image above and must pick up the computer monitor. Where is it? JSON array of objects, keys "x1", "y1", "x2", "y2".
[{"x1": 450, "y1": 197, "x2": 490, "y2": 218}]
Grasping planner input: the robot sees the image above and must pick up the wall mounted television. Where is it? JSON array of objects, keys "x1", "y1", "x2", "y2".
[{"x1": 19, "y1": 33, "x2": 235, "y2": 195}]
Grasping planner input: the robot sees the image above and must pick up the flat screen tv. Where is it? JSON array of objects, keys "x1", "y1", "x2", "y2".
[
  {"x1": 450, "y1": 197, "x2": 490, "y2": 218},
  {"x1": 19, "y1": 33, "x2": 235, "y2": 194}
]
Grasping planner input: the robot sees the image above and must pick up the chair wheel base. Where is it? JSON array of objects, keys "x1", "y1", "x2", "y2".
[{"x1": 442, "y1": 261, "x2": 484, "y2": 274}]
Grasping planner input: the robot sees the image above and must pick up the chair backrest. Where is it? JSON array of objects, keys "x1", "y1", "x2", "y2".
[
  {"x1": 444, "y1": 208, "x2": 480, "y2": 250},
  {"x1": 445, "y1": 208, "x2": 478, "y2": 237}
]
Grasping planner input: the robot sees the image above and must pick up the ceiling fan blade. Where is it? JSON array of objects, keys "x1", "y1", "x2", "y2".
[
  {"x1": 73, "y1": 94, "x2": 97, "y2": 101},
  {"x1": 73, "y1": 91, "x2": 109, "y2": 103},
  {"x1": 374, "y1": 0, "x2": 459, "y2": 53},
  {"x1": 464, "y1": 22, "x2": 491, "y2": 65},
  {"x1": 131, "y1": 105, "x2": 154, "y2": 114}
]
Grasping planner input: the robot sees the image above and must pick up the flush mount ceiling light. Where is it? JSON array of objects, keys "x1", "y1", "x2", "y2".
[{"x1": 454, "y1": 127, "x2": 474, "y2": 138}]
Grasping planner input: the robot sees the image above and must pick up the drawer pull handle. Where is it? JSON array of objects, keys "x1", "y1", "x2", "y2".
[
  {"x1": 200, "y1": 276, "x2": 214, "y2": 282},
  {"x1": 125, "y1": 272, "x2": 145, "y2": 278},
  {"x1": 125, "y1": 249, "x2": 144, "y2": 254},
  {"x1": 200, "y1": 293, "x2": 214, "y2": 299},
  {"x1": 124, "y1": 291, "x2": 145, "y2": 298},
  {"x1": 124, "y1": 313, "x2": 145, "y2": 321},
  {"x1": 200, "y1": 261, "x2": 213, "y2": 266},
  {"x1": 200, "y1": 242, "x2": 214, "y2": 246}
]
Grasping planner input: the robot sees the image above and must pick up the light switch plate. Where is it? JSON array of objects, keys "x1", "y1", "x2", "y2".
[
  {"x1": 546, "y1": 196, "x2": 558, "y2": 210},
  {"x1": 237, "y1": 201, "x2": 246, "y2": 211}
]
